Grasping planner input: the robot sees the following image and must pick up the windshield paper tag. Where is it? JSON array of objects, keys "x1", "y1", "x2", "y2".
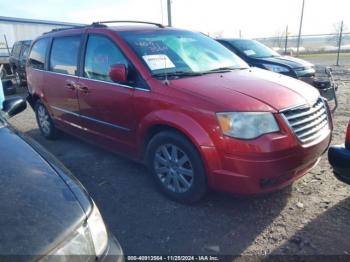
[
  {"x1": 243, "y1": 50, "x2": 256, "y2": 56},
  {"x1": 142, "y1": 54, "x2": 175, "y2": 70}
]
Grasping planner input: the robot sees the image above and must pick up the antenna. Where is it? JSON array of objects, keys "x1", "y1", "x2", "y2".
[{"x1": 164, "y1": 55, "x2": 170, "y2": 86}]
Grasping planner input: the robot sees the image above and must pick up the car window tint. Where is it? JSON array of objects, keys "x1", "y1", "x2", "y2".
[
  {"x1": 28, "y1": 38, "x2": 49, "y2": 70},
  {"x1": 50, "y1": 36, "x2": 81, "y2": 76},
  {"x1": 84, "y1": 35, "x2": 128, "y2": 82}
]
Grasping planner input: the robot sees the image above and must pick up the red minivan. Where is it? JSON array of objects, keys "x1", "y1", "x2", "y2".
[{"x1": 26, "y1": 22, "x2": 332, "y2": 203}]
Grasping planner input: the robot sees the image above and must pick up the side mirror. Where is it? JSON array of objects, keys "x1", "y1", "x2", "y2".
[
  {"x1": 2, "y1": 97, "x2": 27, "y2": 118},
  {"x1": 109, "y1": 64, "x2": 127, "y2": 83}
]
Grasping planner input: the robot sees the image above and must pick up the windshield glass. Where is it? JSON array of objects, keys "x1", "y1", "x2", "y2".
[
  {"x1": 120, "y1": 30, "x2": 248, "y2": 76},
  {"x1": 230, "y1": 39, "x2": 280, "y2": 58}
]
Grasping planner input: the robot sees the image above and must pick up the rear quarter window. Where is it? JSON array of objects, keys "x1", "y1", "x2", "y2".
[{"x1": 28, "y1": 38, "x2": 49, "y2": 70}]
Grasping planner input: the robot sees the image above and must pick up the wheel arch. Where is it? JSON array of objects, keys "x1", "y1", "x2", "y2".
[
  {"x1": 137, "y1": 110, "x2": 222, "y2": 186},
  {"x1": 27, "y1": 93, "x2": 41, "y2": 109},
  {"x1": 139, "y1": 111, "x2": 214, "y2": 156}
]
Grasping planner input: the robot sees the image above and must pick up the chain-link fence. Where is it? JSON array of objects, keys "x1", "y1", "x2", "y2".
[{"x1": 256, "y1": 31, "x2": 350, "y2": 66}]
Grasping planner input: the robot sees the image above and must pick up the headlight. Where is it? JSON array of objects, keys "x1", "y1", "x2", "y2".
[
  {"x1": 87, "y1": 201, "x2": 108, "y2": 256},
  {"x1": 263, "y1": 64, "x2": 289, "y2": 73},
  {"x1": 49, "y1": 224, "x2": 96, "y2": 259},
  {"x1": 217, "y1": 112, "x2": 280, "y2": 139},
  {"x1": 45, "y1": 202, "x2": 108, "y2": 260}
]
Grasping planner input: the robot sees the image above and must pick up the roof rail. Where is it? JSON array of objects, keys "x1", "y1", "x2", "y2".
[
  {"x1": 92, "y1": 20, "x2": 165, "y2": 28},
  {"x1": 43, "y1": 23, "x2": 105, "y2": 34}
]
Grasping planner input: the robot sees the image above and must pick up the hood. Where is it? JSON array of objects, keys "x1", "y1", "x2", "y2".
[
  {"x1": 168, "y1": 67, "x2": 320, "y2": 111},
  {"x1": 256, "y1": 55, "x2": 314, "y2": 69},
  {"x1": 0, "y1": 123, "x2": 87, "y2": 257}
]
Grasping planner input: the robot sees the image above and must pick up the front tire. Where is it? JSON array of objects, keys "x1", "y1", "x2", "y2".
[
  {"x1": 35, "y1": 102, "x2": 60, "y2": 140},
  {"x1": 146, "y1": 131, "x2": 207, "y2": 204}
]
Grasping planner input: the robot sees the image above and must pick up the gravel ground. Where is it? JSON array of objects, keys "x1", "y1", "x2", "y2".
[{"x1": 7, "y1": 66, "x2": 350, "y2": 257}]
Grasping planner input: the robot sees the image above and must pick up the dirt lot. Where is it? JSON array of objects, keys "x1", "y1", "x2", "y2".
[{"x1": 7, "y1": 65, "x2": 350, "y2": 257}]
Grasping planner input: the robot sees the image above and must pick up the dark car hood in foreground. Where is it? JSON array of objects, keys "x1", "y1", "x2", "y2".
[
  {"x1": 254, "y1": 55, "x2": 314, "y2": 69},
  {"x1": 0, "y1": 121, "x2": 87, "y2": 257}
]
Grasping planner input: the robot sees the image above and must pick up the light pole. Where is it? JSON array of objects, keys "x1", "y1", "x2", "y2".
[
  {"x1": 284, "y1": 25, "x2": 288, "y2": 55},
  {"x1": 296, "y1": 0, "x2": 305, "y2": 57},
  {"x1": 336, "y1": 20, "x2": 344, "y2": 66},
  {"x1": 167, "y1": 0, "x2": 172, "y2": 27}
]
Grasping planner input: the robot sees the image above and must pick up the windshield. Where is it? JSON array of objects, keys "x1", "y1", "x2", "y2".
[
  {"x1": 119, "y1": 30, "x2": 248, "y2": 76},
  {"x1": 230, "y1": 39, "x2": 280, "y2": 58}
]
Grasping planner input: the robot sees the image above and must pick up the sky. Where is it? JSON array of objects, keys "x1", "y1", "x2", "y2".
[{"x1": 0, "y1": 0, "x2": 349, "y2": 38}]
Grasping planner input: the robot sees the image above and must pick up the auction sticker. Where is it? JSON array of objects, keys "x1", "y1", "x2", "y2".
[
  {"x1": 142, "y1": 54, "x2": 175, "y2": 70},
  {"x1": 243, "y1": 49, "x2": 256, "y2": 56}
]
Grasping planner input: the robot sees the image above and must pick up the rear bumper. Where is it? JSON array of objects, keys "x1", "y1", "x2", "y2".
[
  {"x1": 328, "y1": 145, "x2": 350, "y2": 184},
  {"x1": 207, "y1": 131, "x2": 331, "y2": 195}
]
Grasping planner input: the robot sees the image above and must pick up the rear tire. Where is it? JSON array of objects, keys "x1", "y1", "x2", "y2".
[
  {"x1": 35, "y1": 101, "x2": 60, "y2": 140},
  {"x1": 146, "y1": 131, "x2": 207, "y2": 204}
]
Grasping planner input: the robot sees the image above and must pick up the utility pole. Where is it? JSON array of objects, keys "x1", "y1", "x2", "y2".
[
  {"x1": 336, "y1": 20, "x2": 344, "y2": 66},
  {"x1": 296, "y1": 0, "x2": 305, "y2": 56},
  {"x1": 284, "y1": 25, "x2": 288, "y2": 55},
  {"x1": 167, "y1": 0, "x2": 172, "y2": 27},
  {"x1": 239, "y1": 29, "x2": 242, "y2": 38},
  {"x1": 160, "y1": 0, "x2": 164, "y2": 24}
]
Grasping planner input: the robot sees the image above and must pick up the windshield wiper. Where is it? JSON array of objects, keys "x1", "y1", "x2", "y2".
[
  {"x1": 152, "y1": 71, "x2": 203, "y2": 78},
  {"x1": 258, "y1": 55, "x2": 280, "y2": 58},
  {"x1": 202, "y1": 67, "x2": 248, "y2": 74}
]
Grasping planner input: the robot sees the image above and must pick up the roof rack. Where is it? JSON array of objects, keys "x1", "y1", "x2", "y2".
[
  {"x1": 43, "y1": 21, "x2": 164, "y2": 35},
  {"x1": 43, "y1": 23, "x2": 105, "y2": 34},
  {"x1": 92, "y1": 20, "x2": 165, "y2": 28}
]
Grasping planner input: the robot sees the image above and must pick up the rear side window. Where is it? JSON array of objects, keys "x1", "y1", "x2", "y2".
[
  {"x1": 28, "y1": 38, "x2": 49, "y2": 70},
  {"x1": 84, "y1": 35, "x2": 128, "y2": 82},
  {"x1": 50, "y1": 36, "x2": 81, "y2": 76}
]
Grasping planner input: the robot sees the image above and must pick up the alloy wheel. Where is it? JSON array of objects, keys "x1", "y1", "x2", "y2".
[
  {"x1": 37, "y1": 105, "x2": 51, "y2": 135},
  {"x1": 154, "y1": 144, "x2": 194, "y2": 193}
]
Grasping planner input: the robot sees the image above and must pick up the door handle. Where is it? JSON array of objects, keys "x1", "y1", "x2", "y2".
[
  {"x1": 77, "y1": 85, "x2": 89, "y2": 93},
  {"x1": 65, "y1": 80, "x2": 77, "y2": 90}
]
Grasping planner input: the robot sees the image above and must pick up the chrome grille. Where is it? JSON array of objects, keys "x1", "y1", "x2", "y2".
[{"x1": 282, "y1": 98, "x2": 329, "y2": 143}]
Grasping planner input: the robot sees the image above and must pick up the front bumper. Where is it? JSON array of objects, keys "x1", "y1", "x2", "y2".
[
  {"x1": 299, "y1": 76, "x2": 315, "y2": 85},
  {"x1": 286, "y1": 68, "x2": 315, "y2": 85},
  {"x1": 328, "y1": 145, "x2": 350, "y2": 185},
  {"x1": 207, "y1": 127, "x2": 331, "y2": 195}
]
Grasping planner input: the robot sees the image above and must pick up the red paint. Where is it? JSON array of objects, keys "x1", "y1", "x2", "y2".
[
  {"x1": 346, "y1": 121, "x2": 350, "y2": 149},
  {"x1": 27, "y1": 25, "x2": 332, "y2": 195}
]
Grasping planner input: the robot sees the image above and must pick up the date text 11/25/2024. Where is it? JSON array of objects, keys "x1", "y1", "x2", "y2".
[{"x1": 127, "y1": 256, "x2": 219, "y2": 261}]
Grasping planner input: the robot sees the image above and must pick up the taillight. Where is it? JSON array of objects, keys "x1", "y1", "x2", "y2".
[{"x1": 346, "y1": 121, "x2": 350, "y2": 149}]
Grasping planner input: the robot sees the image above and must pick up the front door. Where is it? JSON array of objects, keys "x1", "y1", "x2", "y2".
[{"x1": 77, "y1": 34, "x2": 137, "y2": 154}]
